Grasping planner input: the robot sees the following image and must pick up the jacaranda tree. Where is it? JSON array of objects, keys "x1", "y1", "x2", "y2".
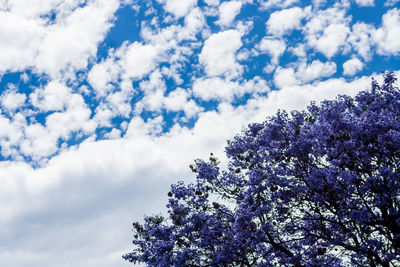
[{"x1": 124, "y1": 73, "x2": 400, "y2": 266}]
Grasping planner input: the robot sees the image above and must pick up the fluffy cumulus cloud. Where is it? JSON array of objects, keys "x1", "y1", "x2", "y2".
[
  {"x1": 347, "y1": 22, "x2": 375, "y2": 61},
  {"x1": 273, "y1": 66, "x2": 298, "y2": 88},
  {"x1": 30, "y1": 81, "x2": 72, "y2": 112},
  {"x1": 274, "y1": 59, "x2": 337, "y2": 88},
  {"x1": 0, "y1": 0, "x2": 120, "y2": 77},
  {"x1": 266, "y1": 6, "x2": 309, "y2": 36},
  {"x1": 0, "y1": 88, "x2": 26, "y2": 112},
  {"x1": 163, "y1": 88, "x2": 204, "y2": 118},
  {"x1": 157, "y1": 0, "x2": 197, "y2": 18},
  {"x1": 296, "y1": 60, "x2": 337, "y2": 82},
  {"x1": 343, "y1": 57, "x2": 364, "y2": 76},
  {"x1": 1, "y1": 1, "x2": 399, "y2": 266},
  {"x1": 304, "y1": 6, "x2": 350, "y2": 58},
  {"x1": 216, "y1": 1, "x2": 243, "y2": 27},
  {"x1": 258, "y1": 37, "x2": 286, "y2": 72},
  {"x1": 87, "y1": 57, "x2": 120, "y2": 97},
  {"x1": 373, "y1": 8, "x2": 400, "y2": 56},
  {"x1": 199, "y1": 29, "x2": 243, "y2": 77},
  {"x1": 118, "y1": 42, "x2": 159, "y2": 80},
  {"x1": 192, "y1": 76, "x2": 269, "y2": 102}
]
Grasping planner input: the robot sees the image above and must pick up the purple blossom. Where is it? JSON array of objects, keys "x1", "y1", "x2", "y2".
[{"x1": 124, "y1": 73, "x2": 400, "y2": 266}]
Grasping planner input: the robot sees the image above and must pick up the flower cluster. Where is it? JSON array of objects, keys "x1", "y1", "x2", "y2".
[{"x1": 124, "y1": 73, "x2": 400, "y2": 266}]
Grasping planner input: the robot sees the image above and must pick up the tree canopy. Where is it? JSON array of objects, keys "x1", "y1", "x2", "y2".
[{"x1": 124, "y1": 73, "x2": 400, "y2": 267}]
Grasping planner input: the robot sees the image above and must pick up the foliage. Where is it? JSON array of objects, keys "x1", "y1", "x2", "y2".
[{"x1": 124, "y1": 73, "x2": 400, "y2": 266}]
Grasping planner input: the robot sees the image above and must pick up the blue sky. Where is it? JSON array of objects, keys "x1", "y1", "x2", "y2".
[{"x1": 0, "y1": 0, "x2": 399, "y2": 266}]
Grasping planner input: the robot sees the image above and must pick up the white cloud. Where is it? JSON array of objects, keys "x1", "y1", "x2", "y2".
[
  {"x1": 355, "y1": 0, "x2": 374, "y2": 6},
  {"x1": 133, "y1": 70, "x2": 204, "y2": 119},
  {"x1": 36, "y1": 0, "x2": 120, "y2": 77},
  {"x1": 103, "y1": 128, "x2": 122, "y2": 140},
  {"x1": 347, "y1": 22, "x2": 374, "y2": 61},
  {"x1": 19, "y1": 123, "x2": 59, "y2": 160},
  {"x1": 0, "y1": 89, "x2": 26, "y2": 112},
  {"x1": 0, "y1": 0, "x2": 119, "y2": 77},
  {"x1": 163, "y1": 88, "x2": 203, "y2": 118},
  {"x1": 1, "y1": 80, "x2": 97, "y2": 161},
  {"x1": 261, "y1": 0, "x2": 300, "y2": 9},
  {"x1": 216, "y1": 1, "x2": 243, "y2": 27},
  {"x1": 193, "y1": 77, "x2": 239, "y2": 101},
  {"x1": 136, "y1": 89, "x2": 165, "y2": 115},
  {"x1": 87, "y1": 6, "x2": 207, "y2": 126},
  {"x1": 314, "y1": 23, "x2": 349, "y2": 58},
  {"x1": 134, "y1": 69, "x2": 166, "y2": 114},
  {"x1": 124, "y1": 7, "x2": 206, "y2": 75},
  {"x1": 125, "y1": 116, "x2": 165, "y2": 137},
  {"x1": 0, "y1": 113, "x2": 26, "y2": 159},
  {"x1": 266, "y1": 6, "x2": 309, "y2": 36},
  {"x1": 118, "y1": 42, "x2": 159, "y2": 80},
  {"x1": 274, "y1": 60, "x2": 337, "y2": 88},
  {"x1": 183, "y1": 7, "x2": 206, "y2": 39},
  {"x1": 90, "y1": 76, "x2": 135, "y2": 127},
  {"x1": 92, "y1": 104, "x2": 115, "y2": 128},
  {"x1": 296, "y1": 60, "x2": 337, "y2": 83},
  {"x1": 30, "y1": 81, "x2": 72, "y2": 112},
  {"x1": 0, "y1": 11, "x2": 42, "y2": 74},
  {"x1": 269, "y1": 73, "x2": 381, "y2": 114},
  {"x1": 274, "y1": 67, "x2": 299, "y2": 88},
  {"x1": 106, "y1": 91, "x2": 134, "y2": 117},
  {"x1": 199, "y1": 29, "x2": 243, "y2": 77},
  {"x1": 348, "y1": 9, "x2": 400, "y2": 59},
  {"x1": 23, "y1": 94, "x2": 95, "y2": 161},
  {"x1": 3, "y1": 0, "x2": 91, "y2": 18},
  {"x1": 20, "y1": 73, "x2": 29, "y2": 83},
  {"x1": 304, "y1": 7, "x2": 351, "y2": 58},
  {"x1": 87, "y1": 7, "x2": 206, "y2": 119},
  {"x1": 242, "y1": 76, "x2": 270, "y2": 96},
  {"x1": 289, "y1": 43, "x2": 307, "y2": 57},
  {"x1": 157, "y1": 0, "x2": 197, "y2": 18},
  {"x1": 343, "y1": 58, "x2": 364, "y2": 76},
  {"x1": 204, "y1": 0, "x2": 220, "y2": 6},
  {"x1": 193, "y1": 76, "x2": 269, "y2": 102},
  {"x1": 87, "y1": 58, "x2": 120, "y2": 97},
  {"x1": 373, "y1": 8, "x2": 400, "y2": 56},
  {"x1": 258, "y1": 37, "x2": 286, "y2": 67}
]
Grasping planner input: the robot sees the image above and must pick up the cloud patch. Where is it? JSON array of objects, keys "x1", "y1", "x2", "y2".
[
  {"x1": 343, "y1": 58, "x2": 364, "y2": 76},
  {"x1": 216, "y1": 1, "x2": 243, "y2": 27},
  {"x1": 373, "y1": 8, "x2": 400, "y2": 56},
  {"x1": 266, "y1": 6, "x2": 309, "y2": 36},
  {"x1": 199, "y1": 29, "x2": 243, "y2": 78}
]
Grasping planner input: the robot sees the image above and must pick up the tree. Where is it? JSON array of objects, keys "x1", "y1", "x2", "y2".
[{"x1": 123, "y1": 73, "x2": 400, "y2": 266}]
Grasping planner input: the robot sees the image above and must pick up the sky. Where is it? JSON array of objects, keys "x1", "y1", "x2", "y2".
[{"x1": 0, "y1": 0, "x2": 399, "y2": 266}]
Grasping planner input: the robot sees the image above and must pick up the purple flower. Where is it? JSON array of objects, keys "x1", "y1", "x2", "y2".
[{"x1": 124, "y1": 73, "x2": 400, "y2": 267}]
